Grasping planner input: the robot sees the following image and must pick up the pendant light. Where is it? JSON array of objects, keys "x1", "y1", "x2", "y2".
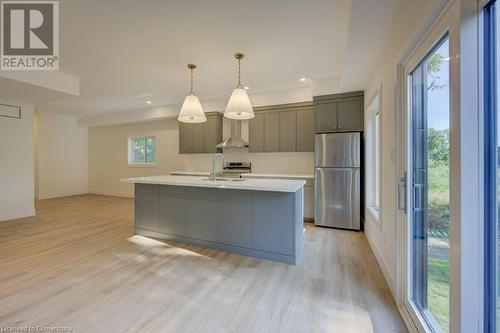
[
  {"x1": 178, "y1": 64, "x2": 206, "y2": 123},
  {"x1": 224, "y1": 53, "x2": 254, "y2": 120}
]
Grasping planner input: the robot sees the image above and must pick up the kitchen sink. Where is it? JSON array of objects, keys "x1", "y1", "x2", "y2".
[{"x1": 201, "y1": 177, "x2": 247, "y2": 182}]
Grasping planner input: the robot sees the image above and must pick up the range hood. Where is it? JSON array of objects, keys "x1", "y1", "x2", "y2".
[{"x1": 216, "y1": 120, "x2": 249, "y2": 148}]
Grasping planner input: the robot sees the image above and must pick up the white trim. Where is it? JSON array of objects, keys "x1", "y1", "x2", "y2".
[
  {"x1": 457, "y1": 0, "x2": 484, "y2": 331},
  {"x1": 365, "y1": 84, "x2": 383, "y2": 231},
  {"x1": 89, "y1": 189, "x2": 134, "y2": 198},
  {"x1": 37, "y1": 190, "x2": 89, "y2": 200},
  {"x1": 0, "y1": 207, "x2": 35, "y2": 222}
]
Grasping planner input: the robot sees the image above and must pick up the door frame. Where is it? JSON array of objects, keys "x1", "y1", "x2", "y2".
[{"x1": 397, "y1": 1, "x2": 461, "y2": 332}]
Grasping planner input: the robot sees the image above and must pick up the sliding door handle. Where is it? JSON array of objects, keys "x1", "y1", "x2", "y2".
[
  {"x1": 413, "y1": 183, "x2": 424, "y2": 212},
  {"x1": 397, "y1": 176, "x2": 407, "y2": 212}
]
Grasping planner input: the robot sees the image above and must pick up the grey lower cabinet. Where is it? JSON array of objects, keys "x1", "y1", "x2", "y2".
[
  {"x1": 135, "y1": 184, "x2": 159, "y2": 231},
  {"x1": 179, "y1": 112, "x2": 223, "y2": 154},
  {"x1": 159, "y1": 186, "x2": 187, "y2": 236},
  {"x1": 249, "y1": 102, "x2": 314, "y2": 153},
  {"x1": 187, "y1": 187, "x2": 217, "y2": 241},
  {"x1": 216, "y1": 190, "x2": 252, "y2": 248},
  {"x1": 134, "y1": 183, "x2": 304, "y2": 264},
  {"x1": 314, "y1": 91, "x2": 364, "y2": 133},
  {"x1": 252, "y1": 191, "x2": 294, "y2": 255}
]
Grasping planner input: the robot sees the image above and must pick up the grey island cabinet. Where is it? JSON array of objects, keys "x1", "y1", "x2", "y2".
[{"x1": 121, "y1": 175, "x2": 305, "y2": 264}]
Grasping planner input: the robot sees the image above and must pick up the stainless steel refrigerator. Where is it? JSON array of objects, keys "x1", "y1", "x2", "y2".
[{"x1": 315, "y1": 132, "x2": 361, "y2": 230}]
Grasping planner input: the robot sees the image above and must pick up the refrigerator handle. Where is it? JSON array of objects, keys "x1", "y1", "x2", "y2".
[{"x1": 397, "y1": 173, "x2": 407, "y2": 213}]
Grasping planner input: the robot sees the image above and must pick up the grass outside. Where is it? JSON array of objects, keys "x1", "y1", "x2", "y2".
[
  {"x1": 428, "y1": 257, "x2": 449, "y2": 332},
  {"x1": 428, "y1": 158, "x2": 450, "y2": 332}
]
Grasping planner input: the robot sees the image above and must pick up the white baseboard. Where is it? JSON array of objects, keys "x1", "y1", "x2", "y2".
[
  {"x1": 0, "y1": 206, "x2": 35, "y2": 222},
  {"x1": 89, "y1": 189, "x2": 134, "y2": 198},
  {"x1": 37, "y1": 190, "x2": 89, "y2": 200},
  {"x1": 364, "y1": 222, "x2": 397, "y2": 298}
]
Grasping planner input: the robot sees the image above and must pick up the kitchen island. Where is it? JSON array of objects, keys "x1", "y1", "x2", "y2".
[{"x1": 121, "y1": 175, "x2": 305, "y2": 264}]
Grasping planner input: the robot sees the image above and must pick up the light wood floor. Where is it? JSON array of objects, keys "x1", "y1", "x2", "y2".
[{"x1": 0, "y1": 195, "x2": 407, "y2": 333}]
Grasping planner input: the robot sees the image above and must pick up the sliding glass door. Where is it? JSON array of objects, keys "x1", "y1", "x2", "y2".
[
  {"x1": 401, "y1": 2, "x2": 459, "y2": 332},
  {"x1": 409, "y1": 35, "x2": 451, "y2": 333}
]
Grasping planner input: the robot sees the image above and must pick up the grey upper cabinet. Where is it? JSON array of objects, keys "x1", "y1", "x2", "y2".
[
  {"x1": 179, "y1": 122, "x2": 193, "y2": 154},
  {"x1": 248, "y1": 111, "x2": 280, "y2": 152},
  {"x1": 314, "y1": 91, "x2": 364, "y2": 133},
  {"x1": 296, "y1": 108, "x2": 314, "y2": 152},
  {"x1": 249, "y1": 102, "x2": 315, "y2": 153},
  {"x1": 192, "y1": 122, "x2": 205, "y2": 154},
  {"x1": 249, "y1": 113, "x2": 265, "y2": 152},
  {"x1": 315, "y1": 101, "x2": 338, "y2": 133},
  {"x1": 264, "y1": 112, "x2": 280, "y2": 152},
  {"x1": 204, "y1": 116, "x2": 222, "y2": 153},
  {"x1": 179, "y1": 112, "x2": 223, "y2": 154},
  {"x1": 337, "y1": 99, "x2": 363, "y2": 131},
  {"x1": 279, "y1": 111, "x2": 296, "y2": 152}
]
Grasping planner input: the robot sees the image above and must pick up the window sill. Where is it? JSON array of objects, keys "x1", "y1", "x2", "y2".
[
  {"x1": 367, "y1": 206, "x2": 380, "y2": 221},
  {"x1": 127, "y1": 163, "x2": 158, "y2": 168}
]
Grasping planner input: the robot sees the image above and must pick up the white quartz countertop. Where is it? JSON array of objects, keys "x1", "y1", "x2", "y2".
[
  {"x1": 170, "y1": 171, "x2": 314, "y2": 179},
  {"x1": 121, "y1": 175, "x2": 305, "y2": 193}
]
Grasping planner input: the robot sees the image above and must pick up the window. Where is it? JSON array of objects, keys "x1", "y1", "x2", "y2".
[
  {"x1": 128, "y1": 137, "x2": 156, "y2": 165},
  {"x1": 367, "y1": 91, "x2": 381, "y2": 220},
  {"x1": 374, "y1": 111, "x2": 380, "y2": 209},
  {"x1": 484, "y1": 1, "x2": 499, "y2": 331}
]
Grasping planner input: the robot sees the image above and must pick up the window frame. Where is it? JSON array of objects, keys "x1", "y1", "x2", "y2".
[
  {"x1": 366, "y1": 86, "x2": 383, "y2": 223},
  {"x1": 484, "y1": 1, "x2": 498, "y2": 332},
  {"x1": 127, "y1": 136, "x2": 157, "y2": 167}
]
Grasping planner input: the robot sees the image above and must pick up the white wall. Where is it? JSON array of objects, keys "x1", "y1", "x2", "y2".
[
  {"x1": 88, "y1": 118, "x2": 314, "y2": 197},
  {"x1": 0, "y1": 104, "x2": 35, "y2": 221},
  {"x1": 363, "y1": 0, "x2": 444, "y2": 297},
  {"x1": 36, "y1": 111, "x2": 88, "y2": 199}
]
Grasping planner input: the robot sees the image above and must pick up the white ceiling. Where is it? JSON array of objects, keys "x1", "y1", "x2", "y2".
[{"x1": 32, "y1": 0, "x2": 408, "y2": 116}]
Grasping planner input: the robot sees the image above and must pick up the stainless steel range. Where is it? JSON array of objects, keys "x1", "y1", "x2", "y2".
[{"x1": 218, "y1": 161, "x2": 251, "y2": 178}]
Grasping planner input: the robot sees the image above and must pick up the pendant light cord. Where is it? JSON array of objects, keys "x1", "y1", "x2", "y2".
[
  {"x1": 237, "y1": 58, "x2": 242, "y2": 88},
  {"x1": 190, "y1": 67, "x2": 194, "y2": 95}
]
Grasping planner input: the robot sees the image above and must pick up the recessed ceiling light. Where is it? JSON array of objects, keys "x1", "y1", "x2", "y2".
[
  {"x1": 299, "y1": 78, "x2": 307, "y2": 82},
  {"x1": 244, "y1": 86, "x2": 250, "y2": 90},
  {"x1": 146, "y1": 101, "x2": 152, "y2": 104}
]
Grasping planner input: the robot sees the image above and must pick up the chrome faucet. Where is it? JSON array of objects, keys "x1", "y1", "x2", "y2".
[{"x1": 210, "y1": 153, "x2": 224, "y2": 181}]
